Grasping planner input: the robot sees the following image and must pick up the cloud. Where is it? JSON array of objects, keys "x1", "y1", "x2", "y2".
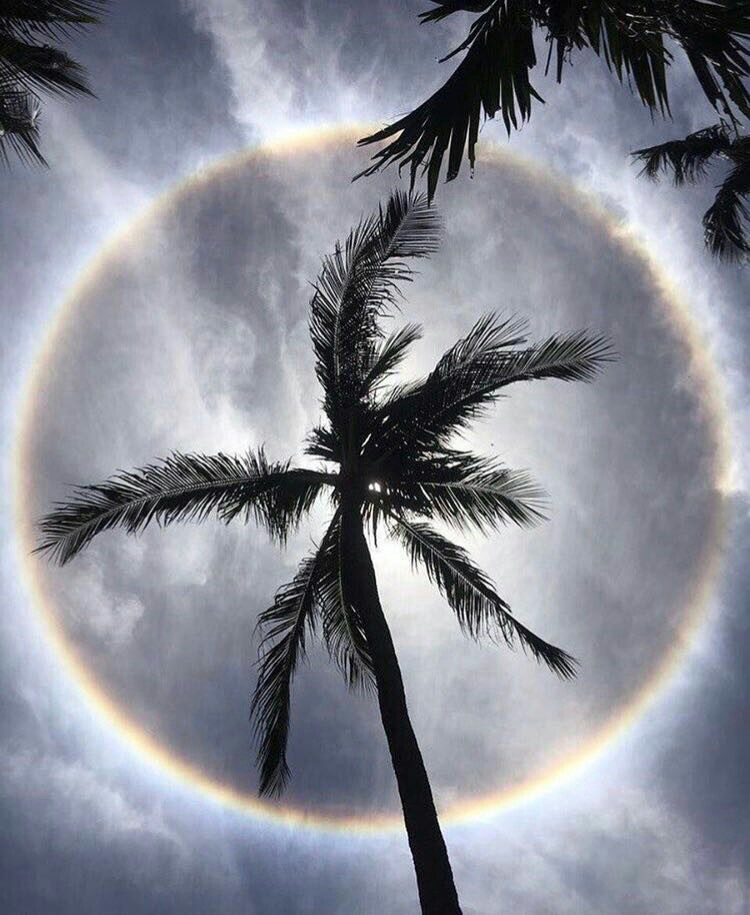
[
  {"x1": 60, "y1": 556, "x2": 145, "y2": 646},
  {"x1": 181, "y1": 0, "x2": 296, "y2": 138},
  {"x1": 452, "y1": 786, "x2": 749, "y2": 915},
  {"x1": 2, "y1": 3, "x2": 749, "y2": 913},
  {"x1": 21, "y1": 134, "x2": 726, "y2": 821},
  {"x1": 181, "y1": 0, "x2": 386, "y2": 140},
  {"x1": 0, "y1": 747, "x2": 182, "y2": 849}
]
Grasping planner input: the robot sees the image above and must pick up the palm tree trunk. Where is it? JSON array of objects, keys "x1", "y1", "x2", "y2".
[{"x1": 340, "y1": 495, "x2": 463, "y2": 915}]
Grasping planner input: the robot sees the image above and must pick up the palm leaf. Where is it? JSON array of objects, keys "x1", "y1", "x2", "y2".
[
  {"x1": 0, "y1": 0, "x2": 102, "y2": 166},
  {"x1": 250, "y1": 518, "x2": 336, "y2": 796},
  {"x1": 309, "y1": 190, "x2": 440, "y2": 424},
  {"x1": 0, "y1": 33, "x2": 94, "y2": 99},
  {"x1": 0, "y1": 2, "x2": 104, "y2": 40},
  {"x1": 398, "y1": 451, "x2": 547, "y2": 532},
  {"x1": 357, "y1": 1, "x2": 541, "y2": 199},
  {"x1": 35, "y1": 449, "x2": 334, "y2": 565},
  {"x1": 358, "y1": 1, "x2": 750, "y2": 197},
  {"x1": 391, "y1": 515, "x2": 577, "y2": 678},
  {"x1": 703, "y1": 157, "x2": 750, "y2": 260},
  {"x1": 309, "y1": 211, "x2": 379, "y2": 401},
  {"x1": 304, "y1": 425, "x2": 341, "y2": 465},
  {"x1": 632, "y1": 124, "x2": 732, "y2": 185},
  {"x1": 632, "y1": 125, "x2": 750, "y2": 259},
  {"x1": 420, "y1": 2, "x2": 495, "y2": 25},
  {"x1": 360, "y1": 322, "x2": 423, "y2": 398},
  {"x1": 219, "y1": 448, "x2": 335, "y2": 543},
  {"x1": 368, "y1": 316, "x2": 612, "y2": 461},
  {"x1": 0, "y1": 82, "x2": 43, "y2": 164},
  {"x1": 250, "y1": 510, "x2": 374, "y2": 796},
  {"x1": 318, "y1": 514, "x2": 375, "y2": 691}
]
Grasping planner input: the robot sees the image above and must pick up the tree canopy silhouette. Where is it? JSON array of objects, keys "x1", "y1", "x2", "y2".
[
  {"x1": 0, "y1": 1, "x2": 104, "y2": 165},
  {"x1": 357, "y1": 1, "x2": 750, "y2": 200},
  {"x1": 632, "y1": 122, "x2": 750, "y2": 261},
  {"x1": 36, "y1": 191, "x2": 612, "y2": 915}
]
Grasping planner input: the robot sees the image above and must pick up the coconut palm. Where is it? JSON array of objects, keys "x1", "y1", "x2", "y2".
[
  {"x1": 0, "y1": 1, "x2": 104, "y2": 165},
  {"x1": 357, "y1": 1, "x2": 750, "y2": 200},
  {"x1": 36, "y1": 191, "x2": 611, "y2": 915},
  {"x1": 632, "y1": 122, "x2": 750, "y2": 261}
]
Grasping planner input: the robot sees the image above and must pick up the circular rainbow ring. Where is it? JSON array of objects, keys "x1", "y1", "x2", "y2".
[{"x1": 12, "y1": 124, "x2": 733, "y2": 835}]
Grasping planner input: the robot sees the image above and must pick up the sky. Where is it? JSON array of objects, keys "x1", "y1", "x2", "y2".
[{"x1": 1, "y1": 3, "x2": 749, "y2": 914}]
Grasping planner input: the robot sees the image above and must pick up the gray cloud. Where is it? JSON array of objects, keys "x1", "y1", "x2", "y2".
[
  {"x1": 2, "y1": 2, "x2": 749, "y2": 914},
  {"x1": 22, "y1": 137, "x2": 723, "y2": 817}
]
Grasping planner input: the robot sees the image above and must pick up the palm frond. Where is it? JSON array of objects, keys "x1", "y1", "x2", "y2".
[
  {"x1": 632, "y1": 124, "x2": 732, "y2": 185},
  {"x1": 391, "y1": 515, "x2": 577, "y2": 678},
  {"x1": 35, "y1": 449, "x2": 333, "y2": 565},
  {"x1": 671, "y1": 2, "x2": 750, "y2": 122},
  {"x1": 304, "y1": 425, "x2": 341, "y2": 465},
  {"x1": 420, "y1": 2, "x2": 495, "y2": 25},
  {"x1": 250, "y1": 509, "x2": 376, "y2": 797},
  {"x1": 0, "y1": 82, "x2": 43, "y2": 164},
  {"x1": 250, "y1": 518, "x2": 337, "y2": 797},
  {"x1": 703, "y1": 157, "x2": 750, "y2": 260},
  {"x1": 317, "y1": 514, "x2": 375, "y2": 691},
  {"x1": 632, "y1": 125, "x2": 750, "y2": 260},
  {"x1": 0, "y1": 2, "x2": 104, "y2": 40},
  {"x1": 0, "y1": 33, "x2": 94, "y2": 99},
  {"x1": 397, "y1": 451, "x2": 547, "y2": 532},
  {"x1": 219, "y1": 449, "x2": 335, "y2": 543},
  {"x1": 357, "y1": 1, "x2": 541, "y2": 199},
  {"x1": 360, "y1": 322, "x2": 423, "y2": 398},
  {"x1": 358, "y1": 1, "x2": 750, "y2": 196},
  {"x1": 367, "y1": 317, "x2": 612, "y2": 461},
  {"x1": 309, "y1": 212, "x2": 378, "y2": 400},
  {"x1": 309, "y1": 190, "x2": 441, "y2": 424},
  {"x1": 0, "y1": 0, "x2": 102, "y2": 165}
]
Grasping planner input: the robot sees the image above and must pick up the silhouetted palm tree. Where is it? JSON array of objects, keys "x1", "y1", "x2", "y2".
[
  {"x1": 358, "y1": 1, "x2": 750, "y2": 200},
  {"x1": 36, "y1": 191, "x2": 611, "y2": 914},
  {"x1": 632, "y1": 122, "x2": 750, "y2": 261},
  {"x1": 0, "y1": 1, "x2": 104, "y2": 165}
]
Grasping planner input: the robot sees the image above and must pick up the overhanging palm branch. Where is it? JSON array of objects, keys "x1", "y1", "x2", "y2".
[
  {"x1": 632, "y1": 123, "x2": 733, "y2": 185},
  {"x1": 632, "y1": 123, "x2": 750, "y2": 260},
  {"x1": 704, "y1": 160, "x2": 750, "y2": 259},
  {"x1": 357, "y1": 1, "x2": 750, "y2": 199},
  {"x1": 1, "y1": 1, "x2": 102, "y2": 37},
  {"x1": 0, "y1": 1, "x2": 104, "y2": 165}
]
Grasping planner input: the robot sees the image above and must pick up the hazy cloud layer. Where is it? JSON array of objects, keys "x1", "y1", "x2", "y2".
[
  {"x1": 2, "y1": 2, "x2": 749, "y2": 914},
  {"x1": 20, "y1": 137, "x2": 720, "y2": 815}
]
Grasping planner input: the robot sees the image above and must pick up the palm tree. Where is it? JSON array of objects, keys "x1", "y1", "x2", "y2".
[
  {"x1": 357, "y1": 1, "x2": 750, "y2": 200},
  {"x1": 0, "y1": 1, "x2": 104, "y2": 165},
  {"x1": 632, "y1": 122, "x2": 750, "y2": 261},
  {"x1": 36, "y1": 191, "x2": 611, "y2": 914}
]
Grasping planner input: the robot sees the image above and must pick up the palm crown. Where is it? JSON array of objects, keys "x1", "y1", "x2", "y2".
[
  {"x1": 0, "y1": 1, "x2": 103, "y2": 165},
  {"x1": 357, "y1": 1, "x2": 750, "y2": 200},
  {"x1": 37, "y1": 190, "x2": 611, "y2": 912}
]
